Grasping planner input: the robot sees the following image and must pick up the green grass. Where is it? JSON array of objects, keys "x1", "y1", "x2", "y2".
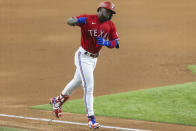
[
  {"x1": 32, "y1": 82, "x2": 196, "y2": 126},
  {"x1": 188, "y1": 65, "x2": 196, "y2": 75},
  {"x1": 0, "y1": 126, "x2": 31, "y2": 131},
  {"x1": 32, "y1": 65, "x2": 196, "y2": 126}
]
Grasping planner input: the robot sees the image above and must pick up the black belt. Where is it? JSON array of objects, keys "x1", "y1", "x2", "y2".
[{"x1": 84, "y1": 52, "x2": 99, "y2": 58}]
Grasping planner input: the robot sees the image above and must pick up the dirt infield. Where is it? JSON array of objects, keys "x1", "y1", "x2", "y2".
[{"x1": 1, "y1": 0, "x2": 196, "y2": 130}]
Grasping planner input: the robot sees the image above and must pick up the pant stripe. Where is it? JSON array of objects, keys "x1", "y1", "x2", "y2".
[{"x1": 78, "y1": 51, "x2": 88, "y2": 115}]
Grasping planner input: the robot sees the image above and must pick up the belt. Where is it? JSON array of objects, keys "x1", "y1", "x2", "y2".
[{"x1": 84, "y1": 52, "x2": 99, "y2": 58}]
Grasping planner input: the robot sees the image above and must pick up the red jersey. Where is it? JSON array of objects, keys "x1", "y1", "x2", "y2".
[{"x1": 76, "y1": 14, "x2": 119, "y2": 54}]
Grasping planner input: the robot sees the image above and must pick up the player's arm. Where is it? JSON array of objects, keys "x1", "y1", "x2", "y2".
[
  {"x1": 97, "y1": 37, "x2": 119, "y2": 48},
  {"x1": 67, "y1": 17, "x2": 87, "y2": 26},
  {"x1": 97, "y1": 22, "x2": 119, "y2": 48}
]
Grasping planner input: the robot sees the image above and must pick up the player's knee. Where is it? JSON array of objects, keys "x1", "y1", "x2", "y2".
[{"x1": 85, "y1": 85, "x2": 94, "y2": 93}]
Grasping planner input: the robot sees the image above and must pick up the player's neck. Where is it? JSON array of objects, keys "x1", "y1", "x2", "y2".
[{"x1": 98, "y1": 15, "x2": 107, "y2": 23}]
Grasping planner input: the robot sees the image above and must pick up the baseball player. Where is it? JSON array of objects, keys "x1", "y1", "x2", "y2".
[{"x1": 50, "y1": 1, "x2": 119, "y2": 129}]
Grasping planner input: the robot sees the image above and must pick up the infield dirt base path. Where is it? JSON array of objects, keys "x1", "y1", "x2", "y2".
[{"x1": 1, "y1": 0, "x2": 196, "y2": 130}]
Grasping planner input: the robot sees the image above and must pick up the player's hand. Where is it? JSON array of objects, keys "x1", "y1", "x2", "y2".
[
  {"x1": 97, "y1": 37, "x2": 111, "y2": 47},
  {"x1": 76, "y1": 17, "x2": 87, "y2": 24}
]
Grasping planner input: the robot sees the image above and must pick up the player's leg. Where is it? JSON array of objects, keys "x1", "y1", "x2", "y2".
[
  {"x1": 77, "y1": 51, "x2": 100, "y2": 129},
  {"x1": 50, "y1": 49, "x2": 83, "y2": 118},
  {"x1": 50, "y1": 69, "x2": 82, "y2": 118},
  {"x1": 80, "y1": 63, "x2": 94, "y2": 116},
  {"x1": 61, "y1": 68, "x2": 82, "y2": 96},
  {"x1": 61, "y1": 48, "x2": 86, "y2": 96},
  {"x1": 50, "y1": 68, "x2": 82, "y2": 118}
]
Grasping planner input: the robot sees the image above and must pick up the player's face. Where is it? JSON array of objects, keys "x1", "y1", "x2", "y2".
[{"x1": 98, "y1": 8, "x2": 114, "y2": 22}]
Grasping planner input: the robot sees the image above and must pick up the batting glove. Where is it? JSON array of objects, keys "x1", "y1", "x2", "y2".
[
  {"x1": 97, "y1": 37, "x2": 111, "y2": 47},
  {"x1": 76, "y1": 17, "x2": 87, "y2": 24},
  {"x1": 97, "y1": 37, "x2": 119, "y2": 48}
]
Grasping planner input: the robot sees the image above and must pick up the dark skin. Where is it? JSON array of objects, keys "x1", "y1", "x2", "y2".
[
  {"x1": 67, "y1": 7, "x2": 114, "y2": 26},
  {"x1": 97, "y1": 7, "x2": 114, "y2": 22}
]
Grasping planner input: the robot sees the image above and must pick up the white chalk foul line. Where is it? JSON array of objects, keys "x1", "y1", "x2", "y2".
[{"x1": 0, "y1": 114, "x2": 150, "y2": 131}]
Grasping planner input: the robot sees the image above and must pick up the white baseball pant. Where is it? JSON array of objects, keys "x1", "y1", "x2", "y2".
[{"x1": 62, "y1": 47, "x2": 97, "y2": 117}]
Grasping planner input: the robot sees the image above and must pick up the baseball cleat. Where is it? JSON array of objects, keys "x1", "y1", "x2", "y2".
[
  {"x1": 88, "y1": 116, "x2": 100, "y2": 129},
  {"x1": 50, "y1": 94, "x2": 69, "y2": 118},
  {"x1": 50, "y1": 97, "x2": 62, "y2": 118},
  {"x1": 53, "y1": 108, "x2": 62, "y2": 118}
]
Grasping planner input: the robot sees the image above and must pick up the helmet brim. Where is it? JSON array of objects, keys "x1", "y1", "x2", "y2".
[{"x1": 97, "y1": 7, "x2": 116, "y2": 14}]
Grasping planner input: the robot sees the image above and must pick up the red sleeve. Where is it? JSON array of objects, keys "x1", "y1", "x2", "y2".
[
  {"x1": 108, "y1": 21, "x2": 119, "y2": 41},
  {"x1": 75, "y1": 14, "x2": 88, "y2": 27}
]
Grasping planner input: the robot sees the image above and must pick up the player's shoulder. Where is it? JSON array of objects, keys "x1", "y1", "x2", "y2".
[{"x1": 107, "y1": 20, "x2": 116, "y2": 26}]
